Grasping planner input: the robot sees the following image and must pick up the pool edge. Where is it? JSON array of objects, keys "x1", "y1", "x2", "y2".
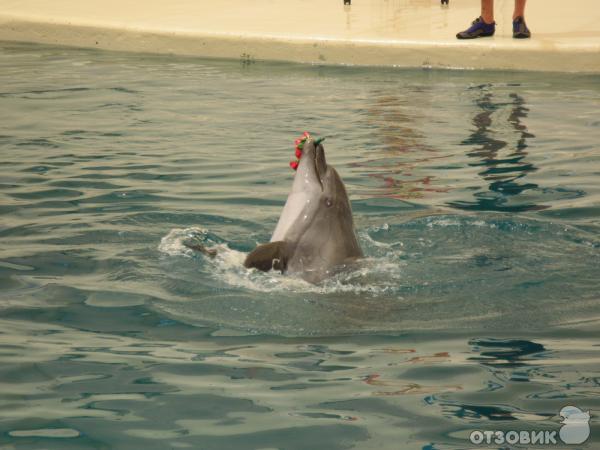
[{"x1": 1, "y1": 16, "x2": 599, "y2": 73}]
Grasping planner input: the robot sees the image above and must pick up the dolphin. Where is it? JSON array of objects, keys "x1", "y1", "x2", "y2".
[{"x1": 243, "y1": 139, "x2": 363, "y2": 283}]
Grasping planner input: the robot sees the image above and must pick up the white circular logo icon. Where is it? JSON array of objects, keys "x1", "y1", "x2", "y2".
[{"x1": 559, "y1": 406, "x2": 591, "y2": 445}]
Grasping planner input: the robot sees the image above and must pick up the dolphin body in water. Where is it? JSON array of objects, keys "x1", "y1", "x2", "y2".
[{"x1": 243, "y1": 139, "x2": 363, "y2": 283}]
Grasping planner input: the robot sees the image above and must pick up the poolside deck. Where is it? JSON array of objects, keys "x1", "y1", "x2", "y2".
[{"x1": 0, "y1": 0, "x2": 599, "y2": 72}]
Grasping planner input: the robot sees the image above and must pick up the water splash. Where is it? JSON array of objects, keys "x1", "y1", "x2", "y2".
[{"x1": 158, "y1": 226, "x2": 407, "y2": 295}]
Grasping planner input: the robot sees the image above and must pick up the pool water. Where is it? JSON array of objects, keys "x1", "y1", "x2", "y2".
[{"x1": 0, "y1": 42, "x2": 599, "y2": 449}]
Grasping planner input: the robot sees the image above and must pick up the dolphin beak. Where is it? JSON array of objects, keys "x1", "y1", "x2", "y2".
[
  {"x1": 314, "y1": 143, "x2": 327, "y2": 189},
  {"x1": 296, "y1": 139, "x2": 328, "y2": 190}
]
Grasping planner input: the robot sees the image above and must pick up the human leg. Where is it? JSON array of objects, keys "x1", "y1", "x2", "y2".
[
  {"x1": 481, "y1": 0, "x2": 495, "y2": 24},
  {"x1": 513, "y1": 0, "x2": 531, "y2": 38},
  {"x1": 513, "y1": 0, "x2": 526, "y2": 20}
]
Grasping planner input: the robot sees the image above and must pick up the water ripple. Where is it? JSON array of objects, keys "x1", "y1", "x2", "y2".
[{"x1": 1, "y1": 42, "x2": 599, "y2": 449}]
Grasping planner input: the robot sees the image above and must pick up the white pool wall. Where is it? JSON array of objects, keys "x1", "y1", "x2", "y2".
[{"x1": 1, "y1": 0, "x2": 599, "y2": 72}]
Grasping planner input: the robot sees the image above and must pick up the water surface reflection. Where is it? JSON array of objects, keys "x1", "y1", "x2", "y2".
[{"x1": 449, "y1": 89, "x2": 544, "y2": 212}]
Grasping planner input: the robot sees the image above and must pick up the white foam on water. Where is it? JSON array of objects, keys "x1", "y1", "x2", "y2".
[
  {"x1": 159, "y1": 227, "x2": 405, "y2": 295},
  {"x1": 158, "y1": 227, "x2": 203, "y2": 257},
  {"x1": 360, "y1": 230, "x2": 395, "y2": 249}
]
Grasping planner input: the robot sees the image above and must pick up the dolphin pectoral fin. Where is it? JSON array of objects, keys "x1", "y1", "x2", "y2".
[{"x1": 244, "y1": 241, "x2": 288, "y2": 273}]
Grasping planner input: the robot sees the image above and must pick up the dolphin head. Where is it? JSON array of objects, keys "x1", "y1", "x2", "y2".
[
  {"x1": 271, "y1": 139, "x2": 351, "y2": 241},
  {"x1": 269, "y1": 139, "x2": 363, "y2": 282}
]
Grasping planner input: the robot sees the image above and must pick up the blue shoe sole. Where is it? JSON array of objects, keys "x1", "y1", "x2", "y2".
[{"x1": 456, "y1": 31, "x2": 495, "y2": 39}]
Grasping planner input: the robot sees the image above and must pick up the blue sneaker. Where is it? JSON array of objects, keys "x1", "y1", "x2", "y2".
[
  {"x1": 456, "y1": 17, "x2": 495, "y2": 39},
  {"x1": 513, "y1": 16, "x2": 531, "y2": 38}
]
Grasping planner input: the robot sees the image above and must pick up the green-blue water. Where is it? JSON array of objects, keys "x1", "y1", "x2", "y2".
[{"x1": 1, "y1": 42, "x2": 599, "y2": 449}]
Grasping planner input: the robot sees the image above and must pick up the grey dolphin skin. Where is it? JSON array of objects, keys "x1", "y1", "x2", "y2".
[{"x1": 243, "y1": 139, "x2": 363, "y2": 283}]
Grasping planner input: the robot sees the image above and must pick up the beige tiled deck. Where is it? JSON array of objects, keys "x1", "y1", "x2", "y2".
[{"x1": 0, "y1": 0, "x2": 599, "y2": 72}]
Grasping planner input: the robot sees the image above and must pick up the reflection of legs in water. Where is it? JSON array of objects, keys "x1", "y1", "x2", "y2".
[
  {"x1": 463, "y1": 92, "x2": 506, "y2": 160},
  {"x1": 449, "y1": 89, "x2": 541, "y2": 212},
  {"x1": 471, "y1": 91, "x2": 537, "y2": 195},
  {"x1": 508, "y1": 93, "x2": 535, "y2": 151}
]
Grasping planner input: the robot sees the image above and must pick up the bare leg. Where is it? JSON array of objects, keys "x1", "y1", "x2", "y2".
[
  {"x1": 513, "y1": 0, "x2": 527, "y2": 19},
  {"x1": 481, "y1": 0, "x2": 495, "y2": 24}
]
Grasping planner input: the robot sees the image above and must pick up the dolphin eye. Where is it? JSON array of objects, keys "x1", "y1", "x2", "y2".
[{"x1": 325, "y1": 198, "x2": 333, "y2": 207}]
